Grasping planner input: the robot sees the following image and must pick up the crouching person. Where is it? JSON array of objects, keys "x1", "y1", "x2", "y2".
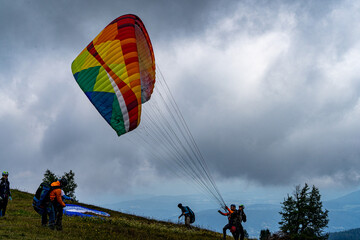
[
  {"x1": 50, "y1": 178, "x2": 67, "y2": 231},
  {"x1": 177, "y1": 203, "x2": 195, "y2": 229}
]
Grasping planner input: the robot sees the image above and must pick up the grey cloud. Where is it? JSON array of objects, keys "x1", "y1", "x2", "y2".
[{"x1": 189, "y1": 1, "x2": 360, "y2": 186}]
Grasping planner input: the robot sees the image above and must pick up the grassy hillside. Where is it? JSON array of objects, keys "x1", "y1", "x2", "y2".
[{"x1": 0, "y1": 190, "x2": 253, "y2": 240}]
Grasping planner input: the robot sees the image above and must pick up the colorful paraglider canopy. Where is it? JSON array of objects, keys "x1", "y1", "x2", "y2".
[{"x1": 71, "y1": 14, "x2": 155, "y2": 136}]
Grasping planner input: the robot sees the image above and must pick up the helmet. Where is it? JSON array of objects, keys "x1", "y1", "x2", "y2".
[
  {"x1": 239, "y1": 204, "x2": 245, "y2": 209},
  {"x1": 177, "y1": 203, "x2": 182, "y2": 208},
  {"x1": 59, "y1": 178, "x2": 68, "y2": 187},
  {"x1": 2, "y1": 171, "x2": 8, "y2": 176},
  {"x1": 230, "y1": 204, "x2": 236, "y2": 208}
]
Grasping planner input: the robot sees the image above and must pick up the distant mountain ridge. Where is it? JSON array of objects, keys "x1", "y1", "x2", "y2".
[
  {"x1": 328, "y1": 228, "x2": 360, "y2": 240},
  {"x1": 325, "y1": 190, "x2": 360, "y2": 209}
]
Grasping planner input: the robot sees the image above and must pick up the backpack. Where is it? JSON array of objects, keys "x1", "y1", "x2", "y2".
[
  {"x1": 32, "y1": 182, "x2": 57, "y2": 215},
  {"x1": 185, "y1": 206, "x2": 195, "y2": 224}
]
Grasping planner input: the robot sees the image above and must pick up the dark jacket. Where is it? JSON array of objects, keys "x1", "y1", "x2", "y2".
[
  {"x1": 237, "y1": 209, "x2": 246, "y2": 225},
  {"x1": 229, "y1": 210, "x2": 239, "y2": 225},
  {"x1": 179, "y1": 206, "x2": 190, "y2": 217},
  {"x1": 0, "y1": 177, "x2": 11, "y2": 199},
  {"x1": 219, "y1": 207, "x2": 238, "y2": 225}
]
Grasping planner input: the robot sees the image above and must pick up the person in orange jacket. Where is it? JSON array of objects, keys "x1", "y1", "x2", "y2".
[
  {"x1": 50, "y1": 178, "x2": 67, "y2": 230},
  {"x1": 218, "y1": 204, "x2": 238, "y2": 240}
]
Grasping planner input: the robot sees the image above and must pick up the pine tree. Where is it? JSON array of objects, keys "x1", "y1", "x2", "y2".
[
  {"x1": 244, "y1": 229, "x2": 249, "y2": 239},
  {"x1": 260, "y1": 229, "x2": 271, "y2": 240},
  {"x1": 42, "y1": 169, "x2": 58, "y2": 183},
  {"x1": 307, "y1": 185, "x2": 329, "y2": 239},
  {"x1": 279, "y1": 183, "x2": 329, "y2": 240},
  {"x1": 61, "y1": 170, "x2": 77, "y2": 200}
]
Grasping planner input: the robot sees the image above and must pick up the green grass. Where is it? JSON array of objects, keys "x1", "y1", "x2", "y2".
[{"x1": 0, "y1": 190, "x2": 253, "y2": 240}]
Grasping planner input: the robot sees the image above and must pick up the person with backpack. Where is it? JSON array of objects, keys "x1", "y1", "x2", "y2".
[
  {"x1": 50, "y1": 178, "x2": 68, "y2": 231},
  {"x1": 177, "y1": 203, "x2": 195, "y2": 228},
  {"x1": 236, "y1": 204, "x2": 247, "y2": 240},
  {"x1": 33, "y1": 181, "x2": 57, "y2": 229},
  {"x1": 218, "y1": 204, "x2": 238, "y2": 240},
  {"x1": 0, "y1": 171, "x2": 12, "y2": 217}
]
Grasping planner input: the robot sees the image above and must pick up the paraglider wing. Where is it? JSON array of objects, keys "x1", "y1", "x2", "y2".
[
  {"x1": 71, "y1": 14, "x2": 155, "y2": 136},
  {"x1": 64, "y1": 204, "x2": 110, "y2": 217}
]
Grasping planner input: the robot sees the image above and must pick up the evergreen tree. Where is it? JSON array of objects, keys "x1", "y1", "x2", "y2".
[
  {"x1": 61, "y1": 170, "x2": 77, "y2": 200},
  {"x1": 260, "y1": 229, "x2": 271, "y2": 240},
  {"x1": 279, "y1": 183, "x2": 329, "y2": 240},
  {"x1": 307, "y1": 185, "x2": 329, "y2": 239},
  {"x1": 244, "y1": 229, "x2": 249, "y2": 239},
  {"x1": 42, "y1": 169, "x2": 58, "y2": 183},
  {"x1": 42, "y1": 169, "x2": 78, "y2": 201}
]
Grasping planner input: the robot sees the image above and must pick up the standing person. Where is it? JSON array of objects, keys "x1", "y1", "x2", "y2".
[
  {"x1": 50, "y1": 178, "x2": 68, "y2": 230},
  {"x1": 0, "y1": 171, "x2": 12, "y2": 217},
  {"x1": 33, "y1": 181, "x2": 56, "y2": 229},
  {"x1": 177, "y1": 203, "x2": 194, "y2": 229},
  {"x1": 237, "y1": 205, "x2": 247, "y2": 240},
  {"x1": 218, "y1": 204, "x2": 238, "y2": 240}
]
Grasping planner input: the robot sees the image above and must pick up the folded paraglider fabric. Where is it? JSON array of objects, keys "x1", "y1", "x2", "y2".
[{"x1": 63, "y1": 204, "x2": 110, "y2": 217}]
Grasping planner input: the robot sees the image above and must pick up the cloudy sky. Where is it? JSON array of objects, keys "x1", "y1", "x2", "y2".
[{"x1": 1, "y1": 0, "x2": 360, "y2": 206}]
